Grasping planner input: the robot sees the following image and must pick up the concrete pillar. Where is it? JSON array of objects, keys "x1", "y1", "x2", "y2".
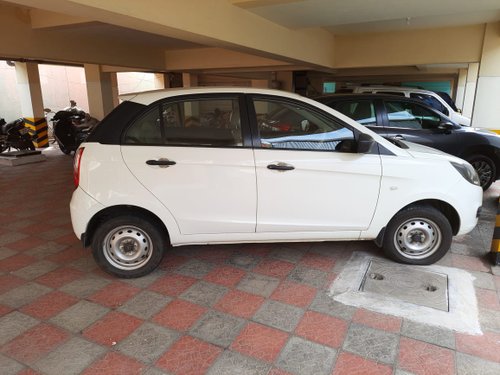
[
  {"x1": 15, "y1": 62, "x2": 48, "y2": 148},
  {"x1": 472, "y1": 22, "x2": 500, "y2": 130},
  {"x1": 154, "y1": 73, "x2": 166, "y2": 89},
  {"x1": 84, "y1": 64, "x2": 117, "y2": 120},
  {"x1": 276, "y1": 71, "x2": 293, "y2": 92},
  {"x1": 462, "y1": 62, "x2": 479, "y2": 119},
  {"x1": 455, "y1": 68, "x2": 467, "y2": 111},
  {"x1": 182, "y1": 73, "x2": 199, "y2": 87}
]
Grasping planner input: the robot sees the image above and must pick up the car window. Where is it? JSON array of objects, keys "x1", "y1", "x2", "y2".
[
  {"x1": 124, "y1": 97, "x2": 243, "y2": 147},
  {"x1": 376, "y1": 91, "x2": 406, "y2": 97},
  {"x1": 385, "y1": 100, "x2": 442, "y2": 130},
  {"x1": 332, "y1": 100, "x2": 376, "y2": 126},
  {"x1": 409, "y1": 93, "x2": 449, "y2": 115},
  {"x1": 253, "y1": 98, "x2": 355, "y2": 152}
]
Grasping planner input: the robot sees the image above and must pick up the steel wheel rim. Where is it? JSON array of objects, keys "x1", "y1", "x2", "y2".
[
  {"x1": 470, "y1": 160, "x2": 492, "y2": 188},
  {"x1": 393, "y1": 217, "x2": 442, "y2": 259},
  {"x1": 103, "y1": 225, "x2": 153, "y2": 270}
]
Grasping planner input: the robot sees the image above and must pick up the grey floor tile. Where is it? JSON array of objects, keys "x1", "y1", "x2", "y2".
[
  {"x1": 288, "y1": 266, "x2": 327, "y2": 288},
  {"x1": 34, "y1": 337, "x2": 106, "y2": 375},
  {"x1": 13, "y1": 260, "x2": 59, "y2": 280},
  {"x1": 226, "y1": 253, "x2": 260, "y2": 270},
  {"x1": 0, "y1": 232, "x2": 28, "y2": 246},
  {"x1": 0, "y1": 311, "x2": 39, "y2": 345},
  {"x1": 175, "y1": 259, "x2": 214, "y2": 279},
  {"x1": 252, "y1": 300, "x2": 304, "y2": 332},
  {"x1": 142, "y1": 367, "x2": 170, "y2": 375},
  {"x1": 0, "y1": 282, "x2": 51, "y2": 308},
  {"x1": 190, "y1": 310, "x2": 245, "y2": 347},
  {"x1": 479, "y1": 308, "x2": 500, "y2": 333},
  {"x1": 470, "y1": 271, "x2": 496, "y2": 290},
  {"x1": 309, "y1": 291, "x2": 356, "y2": 321},
  {"x1": 207, "y1": 351, "x2": 271, "y2": 375},
  {"x1": 277, "y1": 336, "x2": 336, "y2": 375},
  {"x1": 269, "y1": 246, "x2": 305, "y2": 263},
  {"x1": 118, "y1": 290, "x2": 171, "y2": 319},
  {"x1": 180, "y1": 280, "x2": 227, "y2": 307},
  {"x1": 117, "y1": 322, "x2": 179, "y2": 363},
  {"x1": 343, "y1": 324, "x2": 399, "y2": 364},
  {"x1": 122, "y1": 270, "x2": 164, "y2": 289},
  {"x1": 0, "y1": 247, "x2": 16, "y2": 260},
  {"x1": 237, "y1": 273, "x2": 280, "y2": 297},
  {"x1": 0, "y1": 353, "x2": 24, "y2": 375},
  {"x1": 401, "y1": 320, "x2": 455, "y2": 349},
  {"x1": 26, "y1": 242, "x2": 67, "y2": 259},
  {"x1": 59, "y1": 275, "x2": 110, "y2": 298},
  {"x1": 50, "y1": 300, "x2": 109, "y2": 332},
  {"x1": 456, "y1": 352, "x2": 500, "y2": 375}
]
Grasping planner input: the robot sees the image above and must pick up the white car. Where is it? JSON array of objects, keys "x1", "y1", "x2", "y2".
[
  {"x1": 352, "y1": 86, "x2": 471, "y2": 126},
  {"x1": 70, "y1": 87, "x2": 482, "y2": 278}
]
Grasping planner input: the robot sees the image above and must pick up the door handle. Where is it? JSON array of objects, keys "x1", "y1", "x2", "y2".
[
  {"x1": 146, "y1": 158, "x2": 176, "y2": 168},
  {"x1": 267, "y1": 162, "x2": 295, "y2": 171},
  {"x1": 393, "y1": 135, "x2": 405, "y2": 140}
]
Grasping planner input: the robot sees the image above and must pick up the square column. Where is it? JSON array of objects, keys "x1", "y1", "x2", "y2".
[{"x1": 84, "y1": 64, "x2": 117, "y2": 120}]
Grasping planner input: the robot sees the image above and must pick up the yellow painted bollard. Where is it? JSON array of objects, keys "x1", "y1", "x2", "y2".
[
  {"x1": 23, "y1": 117, "x2": 48, "y2": 148},
  {"x1": 491, "y1": 197, "x2": 500, "y2": 265}
]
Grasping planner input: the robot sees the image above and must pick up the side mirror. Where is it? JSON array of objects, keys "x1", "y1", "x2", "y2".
[
  {"x1": 457, "y1": 108, "x2": 462, "y2": 114},
  {"x1": 357, "y1": 133, "x2": 376, "y2": 153},
  {"x1": 438, "y1": 121, "x2": 454, "y2": 131}
]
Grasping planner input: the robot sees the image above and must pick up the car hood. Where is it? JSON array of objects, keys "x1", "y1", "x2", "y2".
[{"x1": 399, "y1": 140, "x2": 465, "y2": 163}]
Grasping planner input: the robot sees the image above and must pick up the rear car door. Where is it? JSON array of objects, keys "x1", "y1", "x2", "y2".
[
  {"x1": 328, "y1": 98, "x2": 386, "y2": 135},
  {"x1": 248, "y1": 95, "x2": 382, "y2": 234},
  {"x1": 120, "y1": 94, "x2": 257, "y2": 235}
]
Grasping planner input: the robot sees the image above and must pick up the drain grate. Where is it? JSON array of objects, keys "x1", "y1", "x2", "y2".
[{"x1": 360, "y1": 259, "x2": 449, "y2": 311}]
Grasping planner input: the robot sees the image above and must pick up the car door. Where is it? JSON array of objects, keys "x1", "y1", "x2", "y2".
[
  {"x1": 120, "y1": 94, "x2": 257, "y2": 235},
  {"x1": 248, "y1": 95, "x2": 382, "y2": 233},
  {"x1": 381, "y1": 99, "x2": 458, "y2": 153}
]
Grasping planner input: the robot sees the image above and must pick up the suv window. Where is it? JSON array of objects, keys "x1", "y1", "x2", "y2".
[
  {"x1": 252, "y1": 98, "x2": 354, "y2": 151},
  {"x1": 332, "y1": 100, "x2": 376, "y2": 126},
  {"x1": 376, "y1": 91, "x2": 406, "y2": 96},
  {"x1": 409, "y1": 93, "x2": 449, "y2": 115},
  {"x1": 385, "y1": 100, "x2": 442, "y2": 130},
  {"x1": 124, "y1": 97, "x2": 243, "y2": 147}
]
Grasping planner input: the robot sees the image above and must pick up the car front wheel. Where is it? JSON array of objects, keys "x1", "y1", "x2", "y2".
[
  {"x1": 91, "y1": 215, "x2": 167, "y2": 278},
  {"x1": 466, "y1": 154, "x2": 496, "y2": 190},
  {"x1": 382, "y1": 206, "x2": 452, "y2": 265}
]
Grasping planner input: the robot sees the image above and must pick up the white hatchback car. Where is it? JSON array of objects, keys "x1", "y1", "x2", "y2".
[{"x1": 70, "y1": 87, "x2": 482, "y2": 278}]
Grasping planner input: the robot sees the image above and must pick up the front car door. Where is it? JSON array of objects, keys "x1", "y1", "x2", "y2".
[
  {"x1": 248, "y1": 95, "x2": 382, "y2": 234},
  {"x1": 120, "y1": 94, "x2": 257, "y2": 235}
]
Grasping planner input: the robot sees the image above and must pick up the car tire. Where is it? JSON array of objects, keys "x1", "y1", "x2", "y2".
[
  {"x1": 91, "y1": 215, "x2": 167, "y2": 278},
  {"x1": 382, "y1": 205, "x2": 452, "y2": 265},
  {"x1": 466, "y1": 154, "x2": 496, "y2": 190}
]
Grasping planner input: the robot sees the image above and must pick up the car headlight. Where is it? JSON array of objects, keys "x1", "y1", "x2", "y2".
[{"x1": 451, "y1": 161, "x2": 480, "y2": 186}]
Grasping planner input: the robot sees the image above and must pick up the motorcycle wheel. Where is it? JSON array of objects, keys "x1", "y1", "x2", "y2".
[
  {"x1": 0, "y1": 142, "x2": 8, "y2": 153},
  {"x1": 57, "y1": 141, "x2": 72, "y2": 155}
]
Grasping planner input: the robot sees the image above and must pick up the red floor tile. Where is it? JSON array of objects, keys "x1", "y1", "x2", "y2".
[
  {"x1": 158, "y1": 254, "x2": 189, "y2": 271},
  {"x1": 295, "y1": 311, "x2": 348, "y2": 348},
  {"x1": 352, "y1": 309, "x2": 402, "y2": 333},
  {"x1": 20, "y1": 290, "x2": 79, "y2": 320},
  {"x1": 82, "y1": 351, "x2": 145, "y2": 375},
  {"x1": 268, "y1": 369, "x2": 293, "y2": 375},
  {"x1": 35, "y1": 267, "x2": 85, "y2": 288},
  {"x1": 271, "y1": 281, "x2": 317, "y2": 308},
  {"x1": 148, "y1": 273, "x2": 197, "y2": 296},
  {"x1": 476, "y1": 288, "x2": 500, "y2": 310},
  {"x1": 333, "y1": 352, "x2": 393, "y2": 375},
  {"x1": 253, "y1": 258, "x2": 295, "y2": 278},
  {"x1": 53, "y1": 233, "x2": 81, "y2": 246},
  {"x1": 451, "y1": 254, "x2": 490, "y2": 272},
  {"x1": 215, "y1": 290, "x2": 265, "y2": 319},
  {"x1": 1, "y1": 323, "x2": 69, "y2": 364},
  {"x1": 456, "y1": 330, "x2": 500, "y2": 363},
  {"x1": 88, "y1": 281, "x2": 141, "y2": 308},
  {"x1": 82, "y1": 311, "x2": 142, "y2": 346},
  {"x1": 300, "y1": 253, "x2": 336, "y2": 272},
  {"x1": 0, "y1": 254, "x2": 37, "y2": 272},
  {"x1": 204, "y1": 265, "x2": 246, "y2": 287},
  {"x1": 156, "y1": 335, "x2": 222, "y2": 375},
  {"x1": 195, "y1": 247, "x2": 235, "y2": 264},
  {"x1": 4, "y1": 236, "x2": 46, "y2": 251},
  {"x1": 0, "y1": 274, "x2": 27, "y2": 294},
  {"x1": 0, "y1": 304, "x2": 13, "y2": 317},
  {"x1": 231, "y1": 322, "x2": 289, "y2": 362},
  {"x1": 399, "y1": 337, "x2": 455, "y2": 375},
  {"x1": 46, "y1": 247, "x2": 86, "y2": 264},
  {"x1": 20, "y1": 222, "x2": 56, "y2": 234},
  {"x1": 17, "y1": 369, "x2": 42, "y2": 375},
  {"x1": 153, "y1": 299, "x2": 206, "y2": 331}
]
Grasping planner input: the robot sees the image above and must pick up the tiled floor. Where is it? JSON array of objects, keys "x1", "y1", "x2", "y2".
[{"x1": 1, "y1": 148, "x2": 500, "y2": 375}]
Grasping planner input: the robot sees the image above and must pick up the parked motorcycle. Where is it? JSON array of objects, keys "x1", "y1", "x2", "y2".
[
  {"x1": 0, "y1": 117, "x2": 35, "y2": 153},
  {"x1": 50, "y1": 109, "x2": 98, "y2": 154}
]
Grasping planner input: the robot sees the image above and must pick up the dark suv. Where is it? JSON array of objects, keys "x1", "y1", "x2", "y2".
[{"x1": 316, "y1": 94, "x2": 500, "y2": 189}]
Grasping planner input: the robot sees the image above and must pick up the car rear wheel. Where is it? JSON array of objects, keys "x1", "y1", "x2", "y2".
[
  {"x1": 466, "y1": 154, "x2": 496, "y2": 190},
  {"x1": 91, "y1": 215, "x2": 167, "y2": 278},
  {"x1": 382, "y1": 206, "x2": 452, "y2": 265}
]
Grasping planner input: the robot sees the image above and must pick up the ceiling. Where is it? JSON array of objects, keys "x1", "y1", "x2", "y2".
[{"x1": 236, "y1": 0, "x2": 500, "y2": 34}]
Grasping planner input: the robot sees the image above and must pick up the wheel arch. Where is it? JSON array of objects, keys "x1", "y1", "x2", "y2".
[
  {"x1": 375, "y1": 198, "x2": 460, "y2": 247},
  {"x1": 460, "y1": 145, "x2": 500, "y2": 178},
  {"x1": 82, "y1": 205, "x2": 170, "y2": 248}
]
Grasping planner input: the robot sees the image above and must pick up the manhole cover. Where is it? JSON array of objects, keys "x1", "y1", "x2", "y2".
[{"x1": 360, "y1": 260, "x2": 449, "y2": 311}]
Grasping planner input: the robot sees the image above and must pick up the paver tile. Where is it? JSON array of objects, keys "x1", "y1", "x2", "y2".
[
  {"x1": 153, "y1": 299, "x2": 206, "y2": 331},
  {"x1": 148, "y1": 273, "x2": 197, "y2": 296},
  {"x1": 50, "y1": 300, "x2": 109, "y2": 333},
  {"x1": 343, "y1": 324, "x2": 399, "y2": 364},
  {"x1": 203, "y1": 265, "x2": 246, "y2": 287},
  {"x1": 118, "y1": 290, "x2": 171, "y2": 319},
  {"x1": 215, "y1": 289, "x2": 265, "y2": 319},
  {"x1": 353, "y1": 309, "x2": 402, "y2": 333},
  {"x1": 253, "y1": 300, "x2": 304, "y2": 332},
  {"x1": 333, "y1": 351, "x2": 393, "y2": 375},
  {"x1": 271, "y1": 280, "x2": 317, "y2": 308},
  {"x1": 190, "y1": 310, "x2": 245, "y2": 347},
  {"x1": 180, "y1": 280, "x2": 228, "y2": 307},
  {"x1": 82, "y1": 311, "x2": 142, "y2": 346},
  {"x1": 401, "y1": 320, "x2": 455, "y2": 349},
  {"x1": 456, "y1": 352, "x2": 500, "y2": 375},
  {"x1": 88, "y1": 281, "x2": 141, "y2": 308},
  {"x1": 456, "y1": 330, "x2": 500, "y2": 363},
  {"x1": 206, "y1": 350, "x2": 271, "y2": 375},
  {"x1": 237, "y1": 272, "x2": 280, "y2": 297},
  {"x1": 295, "y1": 310, "x2": 348, "y2": 348},
  {"x1": 277, "y1": 336, "x2": 336, "y2": 375},
  {"x1": 82, "y1": 351, "x2": 145, "y2": 375},
  {"x1": 19, "y1": 290, "x2": 78, "y2": 320},
  {"x1": 253, "y1": 258, "x2": 295, "y2": 278},
  {"x1": 398, "y1": 337, "x2": 455, "y2": 375}
]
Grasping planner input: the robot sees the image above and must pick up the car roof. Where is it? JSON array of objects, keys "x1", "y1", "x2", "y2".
[
  {"x1": 354, "y1": 86, "x2": 435, "y2": 94},
  {"x1": 315, "y1": 93, "x2": 434, "y2": 102},
  {"x1": 120, "y1": 86, "x2": 306, "y2": 106}
]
